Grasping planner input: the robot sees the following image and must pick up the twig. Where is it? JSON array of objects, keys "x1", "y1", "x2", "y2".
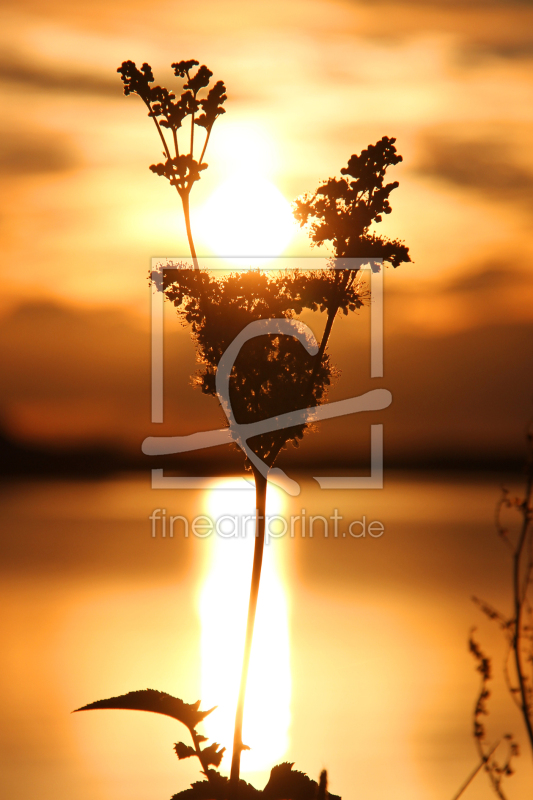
[{"x1": 451, "y1": 740, "x2": 501, "y2": 800}]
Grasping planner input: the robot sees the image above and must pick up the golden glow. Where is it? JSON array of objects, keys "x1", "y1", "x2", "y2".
[
  {"x1": 206, "y1": 122, "x2": 280, "y2": 178},
  {"x1": 199, "y1": 479, "x2": 291, "y2": 774},
  {"x1": 195, "y1": 175, "x2": 297, "y2": 266},
  {"x1": 193, "y1": 121, "x2": 297, "y2": 266}
]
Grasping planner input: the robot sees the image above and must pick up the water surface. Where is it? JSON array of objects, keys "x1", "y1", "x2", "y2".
[{"x1": 1, "y1": 472, "x2": 531, "y2": 800}]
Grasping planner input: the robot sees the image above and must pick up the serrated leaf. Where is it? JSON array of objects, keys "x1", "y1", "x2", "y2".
[
  {"x1": 171, "y1": 773, "x2": 260, "y2": 800},
  {"x1": 73, "y1": 689, "x2": 215, "y2": 731},
  {"x1": 263, "y1": 762, "x2": 342, "y2": 800},
  {"x1": 174, "y1": 741, "x2": 196, "y2": 760},
  {"x1": 200, "y1": 741, "x2": 225, "y2": 768}
]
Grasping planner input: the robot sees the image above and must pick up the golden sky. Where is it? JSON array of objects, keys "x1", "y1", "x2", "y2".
[{"x1": 1, "y1": 0, "x2": 533, "y2": 456}]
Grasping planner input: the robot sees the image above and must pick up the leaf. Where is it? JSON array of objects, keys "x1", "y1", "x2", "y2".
[
  {"x1": 263, "y1": 762, "x2": 342, "y2": 800},
  {"x1": 200, "y1": 741, "x2": 225, "y2": 768},
  {"x1": 73, "y1": 689, "x2": 215, "y2": 731},
  {"x1": 316, "y1": 770, "x2": 328, "y2": 800},
  {"x1": 174, "y1": 741, "x2": 196, "y2": 760},
  {"x1": 171, "y1": 773, "x2": 260, "y2": 800}
]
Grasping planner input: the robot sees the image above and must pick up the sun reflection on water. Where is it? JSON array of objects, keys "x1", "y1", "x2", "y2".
[{"x1": 199, "y1": 478, "x2": 291, "y2": 775}]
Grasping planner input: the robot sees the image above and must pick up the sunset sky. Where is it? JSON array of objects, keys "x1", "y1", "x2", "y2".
[{"x1": 1, "y1": 0, "x2": 533, "y2": 465}]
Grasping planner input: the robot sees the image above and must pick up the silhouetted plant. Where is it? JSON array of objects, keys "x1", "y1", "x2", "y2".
[
  {"x1": 453, "y1": 427, "x2": 532, "y2": 799},
  {"x1": 75, "y1": 691, "x2": 225, "y2": 777},
  {"x1": 461, "y1": 634, "x2": 519, "y2": 800},
  {"x1": 474, "y1": 429, "x2": 533, "y2": 745},
  {"x1": 117, "y1": 59, "x2": 226, "y2": 268},
  {"x1": 292, "y1": 136, "x2": 411, "y2": 386},
  {"x1": 74, "y1": 691, "x2": 339, "y2": 800},
  {"x1": 157, "y1": 137, "x2": 410, "y2": 789},
  {"x1": 76, "y1": 57, "x2": 410, "y2": 800},
  {"x1": 293, "y1": 136, "x2": 410, "y2": 264}
]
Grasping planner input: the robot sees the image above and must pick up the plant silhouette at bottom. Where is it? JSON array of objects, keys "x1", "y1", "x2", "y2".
[{"x1": 74, "y1": 690, "x2": 340, "y2": 800}]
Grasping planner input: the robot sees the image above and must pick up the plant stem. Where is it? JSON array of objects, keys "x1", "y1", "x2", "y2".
[
  {"x1": 199, "y1": 127, "x2": 212, "y2": 166},
  {"x1": 179, "y1": 190, "x2": 200, "y2": 271},
  {"x1": 307, "y1": 267, "x2": 354, "y2": 390},
  {"x1": 268, "y1": 272, "x2": 349, "y2": 467},
  {"x1": 190, "y1": 728, "x2": 214, "y2": 784},
  {"x1": 190, "y1": 104, "x2": 195, "y2": 158},
  {"x1": 451, "y1": 741, "x2": 500, "y2": 800},
  {"x1": 312, "y1": 304, "x2": 337, "y2": 377},
  {"x1": 512, "y1": 467, "x2": 533, "y2": 751},
  {"x1": 229, "y1": 467, "x2": 268, "y2": 795},
  {"x1": 143, "y1": 99, "x2": 172, "y2": 162}
]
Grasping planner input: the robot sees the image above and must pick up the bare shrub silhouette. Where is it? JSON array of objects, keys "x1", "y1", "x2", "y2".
[{"x1": 453, "y1": 426, "x2": 532, "y2": 799}]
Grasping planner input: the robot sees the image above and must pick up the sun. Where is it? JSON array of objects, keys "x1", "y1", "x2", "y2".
[
  {"x1": 194, "y1": 174, "x2": 297, "y2": 267},
  {"x1": 192, "y1": 122, "x2": 297, "y2": 267}
]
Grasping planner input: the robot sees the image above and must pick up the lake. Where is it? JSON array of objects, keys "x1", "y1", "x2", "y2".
[{"x1": 0, "y1": 472, "x2": 531, "y2": 800}]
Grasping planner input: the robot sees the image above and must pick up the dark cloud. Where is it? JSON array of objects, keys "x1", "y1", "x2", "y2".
[
  {"x1": 1, "y1": 299, "x2": 532, "y2": 467},
  {"x1": 350, "y1": 0, "x2": 533, "y2": 57},
  {"x1": 0, "y1": 300, "x2": 218, "y2": 449},
  {"x1": 444, "y1": 262, "x2": 533, "y2": 294},
  {"x1": 0, "y1": 128, "x2": 80, "y2": 175},
  {"x1": 418, "y1": 136, "x2": 533, "y2": 205},
  {"x1": 0, "y1": 51, "x2": 256, "y2": 105},
  {"x1": 466, "y1": 42, "x2": 533, "y2": 60},
  {"x1": 356, "y1": 0, "x2": 533, "y2": 7},
  {"x1": 0, "y1": 52, "x2": 120, "y2": 96}
]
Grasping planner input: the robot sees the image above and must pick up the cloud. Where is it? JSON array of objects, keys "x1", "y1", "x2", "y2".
[
  {"x1": 466, "y1": 41, "x2": 533, "y2": 60},
  {"x1": 349, "y1": 0, "x2": 533, "y2": 59},
  {"x1": 0, "y1": 300, "x2": 219, "y2": 448},
  {"x1": 418, "y1": 135, "x2": 533, "y2": 206},
  {"x1": 0, "y1": 128, "x2": 80, "y2": 175},
  {"x1": 1, "y1": 299, "x2": 532, "y2": 466},
  {"x1": 444, "y1": 261, "x2": 533, "y2": 294},
  {"x1": 356, "y1": 0, "x2": 533, "y2": 8},
  {"x1": 0, "y1": 52, "x2": 120, "y2": 96}
]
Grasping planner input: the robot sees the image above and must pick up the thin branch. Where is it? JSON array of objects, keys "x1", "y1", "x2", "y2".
[
  {"x1": 199, "y1": 126, "x2": 212, "y2": 166},
  {"x1": 512, "y1": 467, "x2": 533, "y2": 750},
  {"x1": 190, "y1": 94, "x2": 196, "y2": 157},
  {"x1": 503, "y1": 638, "x2": 523, "y2": 713},
  {"x1": 452, "y1": 740, "x2": 501, "y2": 800},
  {"x1": 189, "y1": 728, "x2": 214, "y2": 784},
  {"x1": 142, "y1": 98, "x2": 172, "y2": 162},
  {"x1": 495, "y1": 490, "x2": 514, "y2": 553}
]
